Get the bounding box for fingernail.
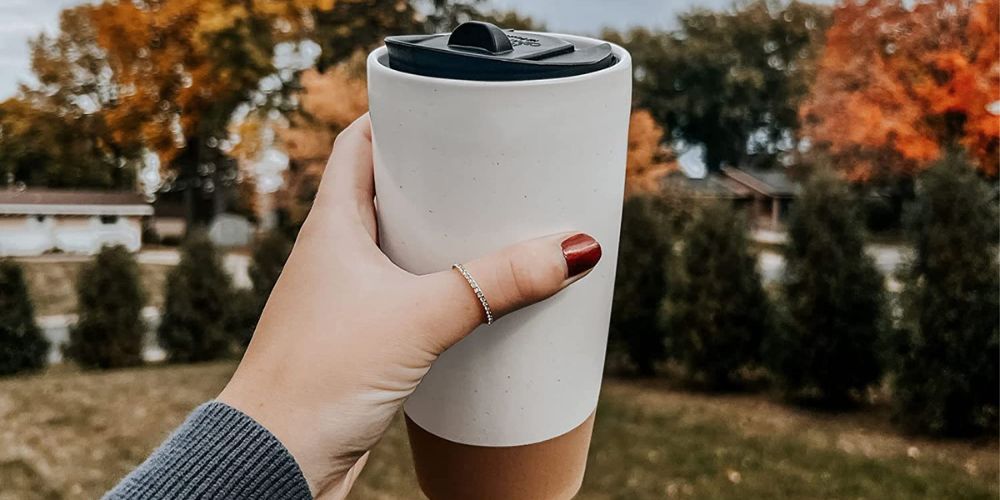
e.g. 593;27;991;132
562;233;602;278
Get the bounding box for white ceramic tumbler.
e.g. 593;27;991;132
367;23;631;449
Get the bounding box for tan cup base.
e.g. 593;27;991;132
405;412;595;500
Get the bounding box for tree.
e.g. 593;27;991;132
22;1;344;224
277;55;369;230
609;196;672;376
0;260;48;376
799;0;999;182
82;0;325;225
606;1;830;172
158;232;235;362
0;98;134;189
65;246;146;369
625;109;676;196
892;151;999;436
662;201;773;389
0;7;138;190
767;170;887;405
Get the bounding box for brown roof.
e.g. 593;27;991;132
662;172;754;199
0;189;149;206
0;189;152;216
721;167;800;198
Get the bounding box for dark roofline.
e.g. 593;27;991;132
721;167;797;198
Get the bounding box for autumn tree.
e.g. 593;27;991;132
625;108;676;195
799;0;999;182
27;1;420;223
2;9;138;190
275;54;369;230
606;1;830;172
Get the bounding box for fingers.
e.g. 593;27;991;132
421;232;602;351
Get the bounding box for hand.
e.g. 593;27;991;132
217;113;602;498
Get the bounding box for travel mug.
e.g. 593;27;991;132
367;21;632;499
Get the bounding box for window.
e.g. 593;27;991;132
100;215;119;224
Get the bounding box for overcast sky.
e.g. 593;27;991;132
0;0;754;98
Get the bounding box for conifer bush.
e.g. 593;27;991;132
662;201;772;389
766;171;887;406
0;259;48;375
66;245;146;369
892;152;999;436
157;232;235;362
609;196;672;376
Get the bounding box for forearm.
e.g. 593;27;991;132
104;401;311;500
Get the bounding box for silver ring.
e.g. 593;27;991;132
452;263;494;325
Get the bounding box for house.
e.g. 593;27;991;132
0;189;153;256
663;167;801;229
720;167;800;229
151;199;187;243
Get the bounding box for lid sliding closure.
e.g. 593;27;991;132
384;21;617;81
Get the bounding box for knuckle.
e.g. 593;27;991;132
504;248;558;304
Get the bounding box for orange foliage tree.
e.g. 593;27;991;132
81;0;333;222
625;108;677;196
800;0;999;182
276;55;369;228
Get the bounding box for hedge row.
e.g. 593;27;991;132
0;229;293;373
609;151;999;436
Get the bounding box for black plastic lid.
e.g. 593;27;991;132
384;21;617;81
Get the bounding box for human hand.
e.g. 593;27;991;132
217;113;602;498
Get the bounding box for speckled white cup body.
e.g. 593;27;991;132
368;36;631;447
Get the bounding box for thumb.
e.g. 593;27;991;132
420;232;602;352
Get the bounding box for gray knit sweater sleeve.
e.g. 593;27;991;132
104;401;312;500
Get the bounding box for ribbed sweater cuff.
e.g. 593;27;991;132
104;401;312;499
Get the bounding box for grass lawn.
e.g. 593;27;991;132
0;362;995;499
17;259;172;317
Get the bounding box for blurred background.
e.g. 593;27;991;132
0;0;997;498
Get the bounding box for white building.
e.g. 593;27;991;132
0;190;153;256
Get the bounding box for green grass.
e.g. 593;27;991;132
357;381;997;500
580;398;993;499
1;363;995;499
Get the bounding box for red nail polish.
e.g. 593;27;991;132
562;233;602;278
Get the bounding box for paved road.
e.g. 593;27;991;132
759;244;908;291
